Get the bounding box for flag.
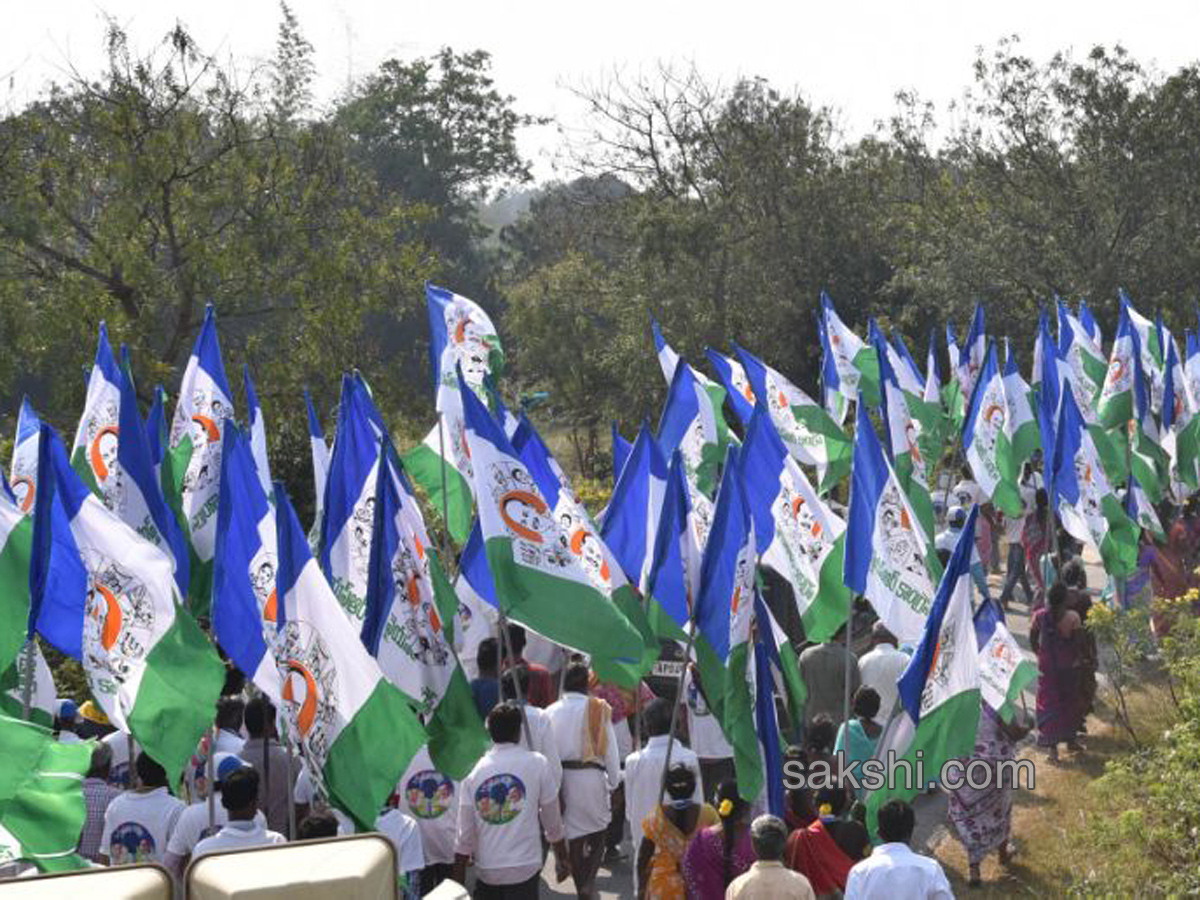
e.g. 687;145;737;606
362;441;487;779
0;643;56;728
403;283;502;546
70;325;188;596
458;370;647;681
658;357;727;498
0;495;32;673
875;328;938;540
820;292;880;418
844;398;936;644
213;424;283;702
1097;303;1138;429
1125;473;1165;545
1121;291;1166;413
0;714;92;872
1129;349;1170;504
1079;298;1103;347
8;399;42;514
273;484;426;830
319;375;383;622
963;342;1035;518
706;347;757;426
736;343;852;494
304;389;332;535
924;330;942;407
610;423;634;488
643;451;703;644
33;425;224;783
974;599;1036;724
865;506;981;837
752;611;785;817
511;416;658;685
692;447;762;802
1057;300;1106;412
166;305;235;613
1164;338;1200;496
943;326;966;434
958;304;987;402
1052;388;1140;577
243;366;273;501
600;423;668;591
755;592;807;736
891;332;926;395
739;405;849;643
145;386;168;477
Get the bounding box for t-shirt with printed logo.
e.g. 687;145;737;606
102;787;185;864
397;746;457;865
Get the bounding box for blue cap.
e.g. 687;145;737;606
215;752;249;784
54;698;78;722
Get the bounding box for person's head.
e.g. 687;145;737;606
714;780;750;826
220;767;260;820
876;798;916;845
643;698;673;738
852;686;881;722
830;622;848;643
213;753;249;791
244;696;276;740
221;664;246;698
562;661;590;695
936;548;952;569
806;715;836;755
663;763;696;807
86;741;113;780
1048;581;1068;614
298;810;339;840
54;698;78;733
499;664;530;702
505;623;527;660
476;637;499;676
815;785;847;818
1169;520;1189;553
871;622;897;648
486;701;523;745
749;814;788;862
216;697;245;732
1060;558;1087;591
947;506;966;530
135;752;168;789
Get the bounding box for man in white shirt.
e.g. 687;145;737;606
998;470;1037;608
164;753;267;878
375;806;425;887
845;800;953;899
454;702;569;899
99;752;186;865
546;662;620;899
397;745;458;892
213;697;246;755
683;664;734;801
193;767;287;860
857;624;910;727
623;698;701;867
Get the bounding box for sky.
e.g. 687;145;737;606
3;1;1199;182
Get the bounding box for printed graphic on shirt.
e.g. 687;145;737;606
110;822;156;863
474;773;526;825
406;770;454;819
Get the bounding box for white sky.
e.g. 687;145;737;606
3;1;1199;182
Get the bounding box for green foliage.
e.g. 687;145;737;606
1072;596;1200;895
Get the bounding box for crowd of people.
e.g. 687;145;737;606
36;469;1200;898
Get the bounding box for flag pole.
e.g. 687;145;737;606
843;594;854;730
206;725;217;832
496;610;536;751
435;417;455;573
656;625;697;810
281;718;297;840
19;638;34;721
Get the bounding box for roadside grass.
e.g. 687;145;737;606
930;680;1178;896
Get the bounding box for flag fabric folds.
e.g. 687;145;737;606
274;484;426;830
974;599;1036;724
33;425;224;783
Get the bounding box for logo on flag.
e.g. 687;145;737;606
82;554;155;694
277;620;339;769
879;484;926;583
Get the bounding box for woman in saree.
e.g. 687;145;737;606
785;787;869;898
1149;520;1200;636
637;763;718;899
1030;581;1084;761
833;687;881;799
947;704;1023;887
681;780;754;900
